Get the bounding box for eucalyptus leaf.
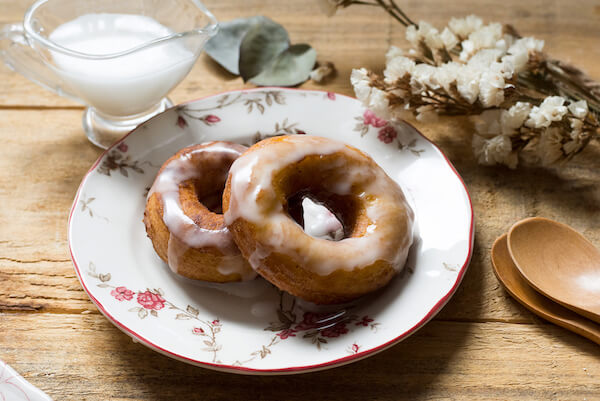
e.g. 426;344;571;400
250;44;317;87
205;16;272;75
239;21;290;82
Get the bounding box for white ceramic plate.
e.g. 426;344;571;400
69;88;474;375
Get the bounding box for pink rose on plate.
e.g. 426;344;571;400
363;109;388;128
204;115;221;124
377;125;397;144
320;322;349;338
111;286;134;301
137;291;165;310
176;115;188;129
192;327;205;335
276;329;297;340
351;343;360;353
294;311;327;331
327;92;336;100
116;142;128;152
355;315;374;327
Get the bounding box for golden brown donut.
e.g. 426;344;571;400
144;142;255;282
223;135;414;304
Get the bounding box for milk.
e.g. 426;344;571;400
49;14;197;116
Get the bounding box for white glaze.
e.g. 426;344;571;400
224;135;414;276
149;142;255;279
301;198;344;241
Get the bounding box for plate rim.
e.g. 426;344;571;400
68;87;474;375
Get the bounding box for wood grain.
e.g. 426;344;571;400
1;0;600;399
1;313;599;400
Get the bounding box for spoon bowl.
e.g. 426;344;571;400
508;217;600;324
492;234;600;345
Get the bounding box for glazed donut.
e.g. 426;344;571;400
144;142;255;282
223;135;414;304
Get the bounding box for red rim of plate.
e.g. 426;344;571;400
68;88;474;375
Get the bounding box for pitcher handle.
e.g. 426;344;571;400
0;23;80;102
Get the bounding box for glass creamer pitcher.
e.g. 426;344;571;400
0;0;218;148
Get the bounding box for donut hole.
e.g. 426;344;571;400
192;171;228;215
197;189;224;214
277;154;371;241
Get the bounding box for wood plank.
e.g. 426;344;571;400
2;1;600;107
1;313;598;400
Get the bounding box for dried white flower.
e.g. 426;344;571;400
351;69;392;120
570;118;583;133
367;88;391;120
567;99;588;119
448;15;483;39
410;63;439;91
405;25;420;47
467;48;503;69
503;50;529;73
473;109;503;136
456;64;482;103
472;134;518;168
510;37;545;54
500;102;531;135
537;126;564;164
505;37;544;72
525;96;568;128
434;61;461;92
351;68;372;103
384;56;415;83
479;67;505;107
460;23;503;61
385;46;404;62
419;21;444;50
310;62;335;83
416;105;438;122
440;27;459;50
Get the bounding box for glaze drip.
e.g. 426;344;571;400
148;142;256;280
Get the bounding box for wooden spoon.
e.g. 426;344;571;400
492;234;600;345
508;217;600;324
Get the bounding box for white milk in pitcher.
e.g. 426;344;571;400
49;14;197;116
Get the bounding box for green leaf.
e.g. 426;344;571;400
205;16;279;75
250;44;317;87
239;21;290;82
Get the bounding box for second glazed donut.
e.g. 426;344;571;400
144;141;255;282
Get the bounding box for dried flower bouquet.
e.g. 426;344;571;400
321;0;600;168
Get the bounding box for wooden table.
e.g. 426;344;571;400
1;1;600;399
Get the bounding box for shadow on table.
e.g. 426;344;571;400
112;317;472;401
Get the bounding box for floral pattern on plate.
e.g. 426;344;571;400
69;88;473;374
